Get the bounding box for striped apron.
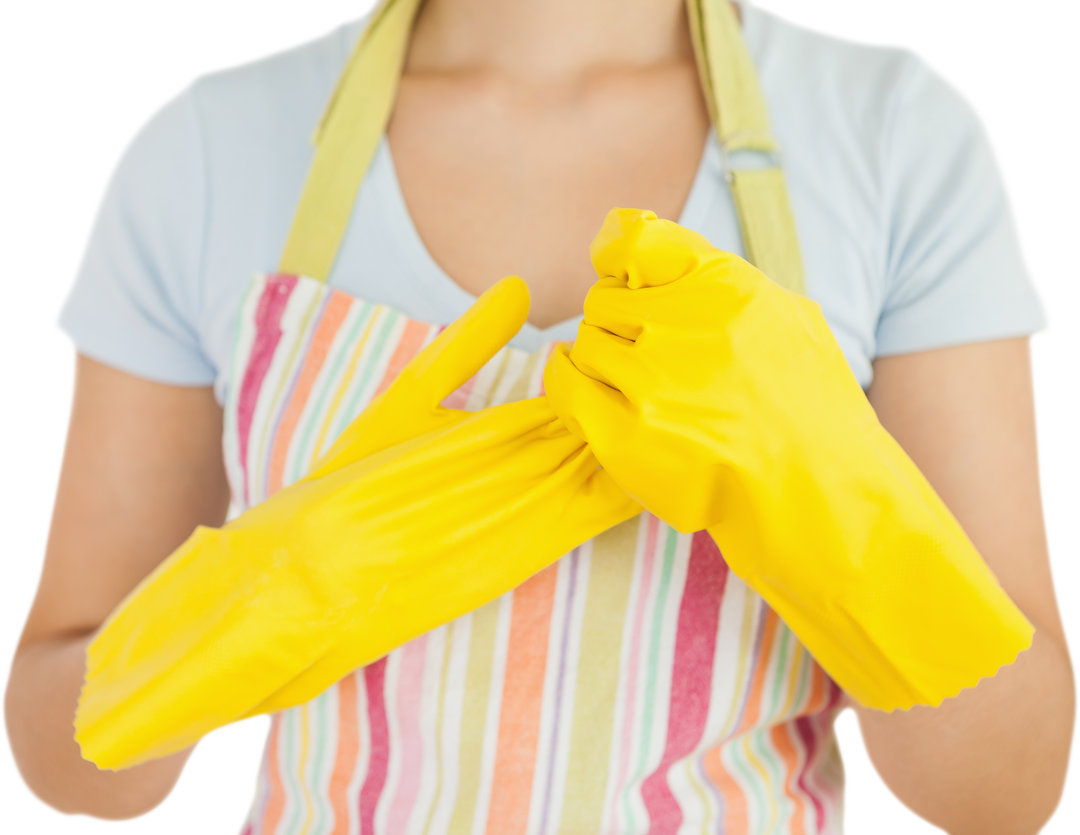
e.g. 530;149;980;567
231;275;845;834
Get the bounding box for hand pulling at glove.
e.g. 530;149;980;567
75;277;640;771
78;209;1033;771
544;207;1033;711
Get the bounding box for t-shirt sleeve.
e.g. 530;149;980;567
874;59;1044;357
59;89;215;385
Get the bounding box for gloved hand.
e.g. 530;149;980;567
76;277;640;770
545;208;1033;711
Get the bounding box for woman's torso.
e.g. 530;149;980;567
59;4;1044;832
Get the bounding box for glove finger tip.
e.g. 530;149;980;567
589;208;724;291
392;276;532;411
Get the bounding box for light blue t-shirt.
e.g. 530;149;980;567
60;3;1043;402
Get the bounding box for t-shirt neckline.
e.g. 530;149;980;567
368;127;720;348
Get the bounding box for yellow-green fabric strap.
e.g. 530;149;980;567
279;0;423;280
281;0;805;295
686;0;805;293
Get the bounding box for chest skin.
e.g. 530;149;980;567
386;61;710;329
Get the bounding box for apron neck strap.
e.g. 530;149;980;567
279;0;804;294
278;0;423;283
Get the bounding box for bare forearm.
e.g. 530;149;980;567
856;626;1074;835
5;633;191;818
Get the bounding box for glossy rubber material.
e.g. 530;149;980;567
75;277;640;770
545;208;1033;712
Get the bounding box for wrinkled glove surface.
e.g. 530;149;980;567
76;277;640;770
545;208;1033;711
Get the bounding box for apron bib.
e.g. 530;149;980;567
231;1;843;832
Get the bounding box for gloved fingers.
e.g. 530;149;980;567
567;323;642;399
590;207;719;290
544;345;634;448
580;278;648;342
307;276;530;478
394;275;531;411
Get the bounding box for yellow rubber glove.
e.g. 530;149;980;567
545;208;1033;711
76;277;640;770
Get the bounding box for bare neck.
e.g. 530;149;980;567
407;0;697;81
